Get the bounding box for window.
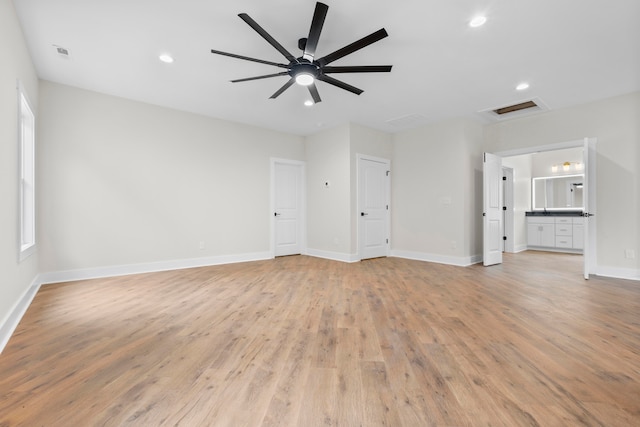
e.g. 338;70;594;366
18;81;35;261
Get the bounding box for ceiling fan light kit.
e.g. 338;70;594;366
210;2;392;103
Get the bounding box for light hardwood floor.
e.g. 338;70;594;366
1;252;639;426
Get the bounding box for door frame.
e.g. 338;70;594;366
356;154;391;261
492;137;597;278
503;167;515;253
270;158;307;258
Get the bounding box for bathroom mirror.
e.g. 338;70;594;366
532;174;584;210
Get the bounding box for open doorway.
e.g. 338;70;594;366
483;138;596;279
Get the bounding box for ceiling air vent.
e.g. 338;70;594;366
493;100;538;115
478;97;548;121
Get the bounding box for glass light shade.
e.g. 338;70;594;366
295;73;314;86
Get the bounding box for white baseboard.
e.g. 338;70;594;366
593;266;640;281
513;244;528;253
305;248;360;263
38;251;273;285
0;276;41;354
390;250;482;267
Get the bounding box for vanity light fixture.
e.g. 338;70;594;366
553;161;582;173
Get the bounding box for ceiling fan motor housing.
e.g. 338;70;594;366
290;61;320;79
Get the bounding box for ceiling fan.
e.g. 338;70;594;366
210;2;392;103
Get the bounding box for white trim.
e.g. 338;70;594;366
526;247;583;255
17;79;36;262
503;167;515;253
493;139;586;158
305;248;360;263
391;250;482;267
270;158;307;258
38;252;272;285
593;267;640;282
514;244;528;253
0;276;41;354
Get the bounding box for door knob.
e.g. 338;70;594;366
361;212;368;216
274;212;281;217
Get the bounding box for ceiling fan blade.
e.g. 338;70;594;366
210;49;288;68
238;13;297;63
317;28;388;67
317;74;363;95
231;72;290;83
270;78;296;99
303;2;329;60
308;82;322;103
322;65;392;73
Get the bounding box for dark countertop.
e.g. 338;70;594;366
525;210;583;217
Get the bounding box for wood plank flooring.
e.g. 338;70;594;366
1;252;639;426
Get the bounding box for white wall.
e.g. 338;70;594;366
304;124;352;259
391;118;484;265
0;0;40;349
37;81;305;275
485;92;640;276
304;123;392;260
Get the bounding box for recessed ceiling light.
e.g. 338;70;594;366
304;100;314;107
516;82;530;91
159;54;174;63
469;16;487;27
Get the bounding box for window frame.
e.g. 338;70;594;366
18;80;36;261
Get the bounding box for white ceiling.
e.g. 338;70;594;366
13;0;640;135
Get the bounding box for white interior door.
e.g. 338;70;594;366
272;160;305;257
483;152;503;266
358;155;390;260
583;137;597;279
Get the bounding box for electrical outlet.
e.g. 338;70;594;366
451;240;457;249
199;241;205;250
625;249;635;259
